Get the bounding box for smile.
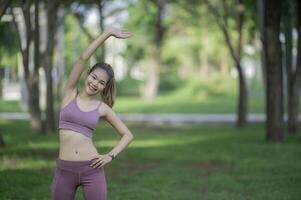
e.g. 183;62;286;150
89;84;97;92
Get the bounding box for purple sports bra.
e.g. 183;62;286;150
58;94;102;138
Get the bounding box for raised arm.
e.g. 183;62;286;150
65;28;132;91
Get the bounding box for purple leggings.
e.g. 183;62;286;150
51;157;107;200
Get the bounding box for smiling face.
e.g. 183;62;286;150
85;68;110;96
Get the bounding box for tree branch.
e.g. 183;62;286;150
203;0;239;64
0;0;10;20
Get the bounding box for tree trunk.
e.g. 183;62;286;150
55;5;65;128
282;0;299;134
0;0;10;19
204;0;247;126
291;0;301;134
257;0;267;88
142;57;160;100
143;0;165;100
0;69;3;98
12;2;44;134
263;0;285;141
27;76;43;133
97;0;105;61
0;133;5;147
43;0;59;132
236;65;248;126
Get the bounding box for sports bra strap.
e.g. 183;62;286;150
97;101;102;109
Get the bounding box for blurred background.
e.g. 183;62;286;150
0;0;300;199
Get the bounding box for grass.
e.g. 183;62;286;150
0;100;22;112
0;120;300;199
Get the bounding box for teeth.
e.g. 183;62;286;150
89;85;96;91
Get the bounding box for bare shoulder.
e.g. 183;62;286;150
60;88;78;109
98;101;112;118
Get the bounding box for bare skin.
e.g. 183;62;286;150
58;28;134;169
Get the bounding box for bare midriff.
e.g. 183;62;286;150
58;129;99;161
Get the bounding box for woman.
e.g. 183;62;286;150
51;28;134;200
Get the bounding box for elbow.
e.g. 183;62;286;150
128;133;134;141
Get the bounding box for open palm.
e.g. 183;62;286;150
109;28;132;39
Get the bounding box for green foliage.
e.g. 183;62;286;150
64;10;90;80
116;76;143;96
123;0;159;61
0;23;18;68
243;0;257;42
0;100;22;112
158;69;185;93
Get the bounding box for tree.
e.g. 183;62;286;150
282;0;301;135
43;0;60;132
71;1;105;61
125;0;167;100
142;0;166;100
295;0;301;134
0;0;14;146
263;0;285;141
0;0;10;19
203;0;248;126
11;1;43;133
0;0;12;100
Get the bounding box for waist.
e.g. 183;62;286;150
59;130;99;161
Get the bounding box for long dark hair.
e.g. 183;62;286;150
88;62;116;108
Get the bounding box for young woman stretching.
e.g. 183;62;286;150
51;28;134;200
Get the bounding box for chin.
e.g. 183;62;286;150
85;86;98;96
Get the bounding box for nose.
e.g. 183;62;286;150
91;79;98;85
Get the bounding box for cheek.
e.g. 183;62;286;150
86;77;91;83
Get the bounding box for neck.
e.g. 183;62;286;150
79;90;97;101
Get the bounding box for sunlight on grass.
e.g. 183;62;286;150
121;137;205;148
2;141;58;152
96;137;206;148
27;141;58;149
0;156;55;171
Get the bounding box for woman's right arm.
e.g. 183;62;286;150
64;31;111;91
64;28;132;92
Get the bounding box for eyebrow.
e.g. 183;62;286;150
91;73;106;83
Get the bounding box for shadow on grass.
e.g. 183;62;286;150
0;120;301;200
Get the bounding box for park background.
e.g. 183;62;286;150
0;0;300;199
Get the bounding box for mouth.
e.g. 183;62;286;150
88;84;97;92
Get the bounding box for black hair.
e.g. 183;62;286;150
88;62;116;108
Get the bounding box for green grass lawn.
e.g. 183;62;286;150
0;100;22;112
0;120;300;199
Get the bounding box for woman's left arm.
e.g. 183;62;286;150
104;105;134;158
90;104;134;168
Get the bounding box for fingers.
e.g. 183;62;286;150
115;32;132;39
110;28;133;39
120;30;133;37
90;158;103;168
89;155;110;168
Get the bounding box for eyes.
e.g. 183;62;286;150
89;74;106;86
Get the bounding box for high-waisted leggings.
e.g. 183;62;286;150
51;157;107;200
